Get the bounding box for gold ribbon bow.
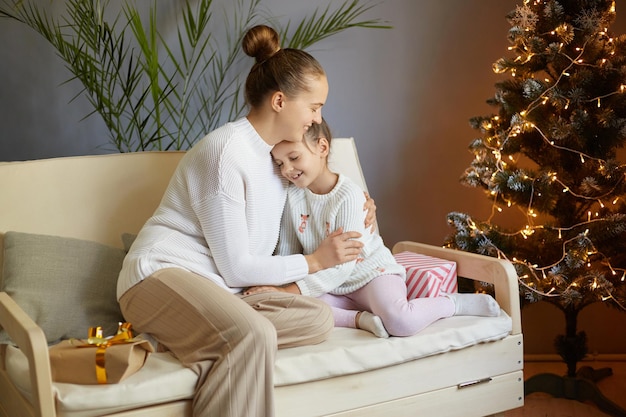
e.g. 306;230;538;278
72;322;135;384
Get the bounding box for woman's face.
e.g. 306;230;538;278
278;75;328;143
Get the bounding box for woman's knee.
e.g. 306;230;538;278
291;296;334;344
218;302;278;350
245;312;278;348
244;292;333;348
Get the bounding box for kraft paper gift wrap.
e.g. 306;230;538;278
49;324;154;384
393;251;458;299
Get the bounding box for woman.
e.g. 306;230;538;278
116;25;372;417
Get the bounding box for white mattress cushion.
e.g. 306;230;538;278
6;311;511;416
6;349;197;417
274;311;512;385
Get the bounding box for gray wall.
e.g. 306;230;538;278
2;0;626;355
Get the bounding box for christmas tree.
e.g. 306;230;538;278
445;0;626;381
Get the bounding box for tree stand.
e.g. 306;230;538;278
524;306;626;416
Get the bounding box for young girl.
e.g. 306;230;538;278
245;119;501;338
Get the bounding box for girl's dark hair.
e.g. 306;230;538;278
242;25;325;108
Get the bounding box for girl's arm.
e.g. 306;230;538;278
271;181;368;297
275;201;361;275
245;181;367;297
295;181;370;296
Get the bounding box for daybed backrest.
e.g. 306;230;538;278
328;137;369;193
0;152;186;248
0;138;366;270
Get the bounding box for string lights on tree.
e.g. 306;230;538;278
446;1;626;403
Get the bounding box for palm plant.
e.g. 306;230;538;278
0;0;388;152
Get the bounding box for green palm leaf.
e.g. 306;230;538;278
0;0;389;152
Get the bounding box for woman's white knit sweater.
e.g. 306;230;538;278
117;118;309;299
276;174;405;297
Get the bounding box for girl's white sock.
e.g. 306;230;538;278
357;311;389;338
444;293;500;317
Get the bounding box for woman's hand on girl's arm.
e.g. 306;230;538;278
305;228;363;273
243;283;301;296
363;192;376;231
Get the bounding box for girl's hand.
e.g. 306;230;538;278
243;283;301;296
363;192;377;231
305;228;363;273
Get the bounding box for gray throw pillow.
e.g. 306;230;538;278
121;232;138;253
0;231;125;345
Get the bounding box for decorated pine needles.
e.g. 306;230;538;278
446;0;626;377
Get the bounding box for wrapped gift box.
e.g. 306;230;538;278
49;324;154;384
394;251;457;299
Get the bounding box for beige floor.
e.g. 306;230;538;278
506;361;626;417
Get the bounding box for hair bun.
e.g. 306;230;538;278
242;25;281;63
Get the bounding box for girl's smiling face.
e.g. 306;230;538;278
271;126;337;195
272;140;322;189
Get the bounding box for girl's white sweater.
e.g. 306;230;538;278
276;174;405;297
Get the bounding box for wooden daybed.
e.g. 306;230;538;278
0;138;523;417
